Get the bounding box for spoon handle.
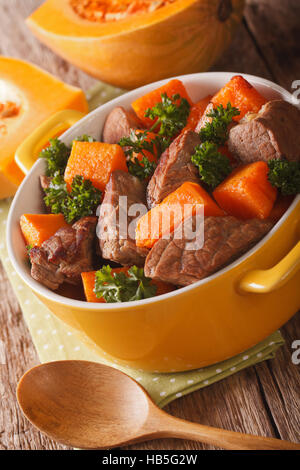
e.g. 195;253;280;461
158;414;300;450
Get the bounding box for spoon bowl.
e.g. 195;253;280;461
17;361;155;449
17;360;300;450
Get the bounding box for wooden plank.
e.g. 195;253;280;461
244;0;300;89
254;314;300;443
211;21;272;81
0;263;70;450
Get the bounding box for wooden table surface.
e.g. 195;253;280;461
0;0;299;451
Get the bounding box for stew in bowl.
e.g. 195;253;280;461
6;72;300;371
16;75;300;304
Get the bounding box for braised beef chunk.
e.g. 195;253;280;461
145;216;273;286
228;100;300;163
146;129;201;208
99;170;149;266
30;216;97;290
102;106;142;144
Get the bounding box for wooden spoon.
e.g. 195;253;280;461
16;360;300;450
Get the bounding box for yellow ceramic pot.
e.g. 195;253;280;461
7;73;300;372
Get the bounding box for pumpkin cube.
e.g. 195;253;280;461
64;141;128;192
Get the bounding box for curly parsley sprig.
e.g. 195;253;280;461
44;173;101;223
199;103;240;146
72;134;96;144
119;129;168;160
191;142;232;189
41;135;95;177
94;265;157;303
41;138;71;177
119;129;169;180
127;157;157;181
268;159;300;195
124;92;191;178
26;245;33;266
145;93;190;138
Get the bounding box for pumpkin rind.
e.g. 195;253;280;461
27;0;245;89
0;57;88;197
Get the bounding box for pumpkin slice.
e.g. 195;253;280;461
0;167;19;199
27;0;245;89
0;57;88;197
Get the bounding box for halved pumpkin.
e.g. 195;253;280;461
27;0;245;89
0;57;88;198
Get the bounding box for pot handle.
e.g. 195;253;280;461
15;109;86;175
239;240;300;293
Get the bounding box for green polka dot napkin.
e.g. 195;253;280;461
0;82;284;408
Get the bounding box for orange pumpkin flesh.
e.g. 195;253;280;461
64;141;128;192
27;0;245;89
20;213;69;247
213;162;277;220
70;0;177;23
0;57;88;197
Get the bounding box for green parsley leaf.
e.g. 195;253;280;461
26;245;33;267
44;174;101;223
127;156;157;180
119;129;168;160
199;102;240;146
43;172;68;215
268;159;300;195
119;129;168;180
94;265;157;303
66;175;102;222
191;142;232;189
72;134;96;144
145;93;190;138
41;138;71;177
